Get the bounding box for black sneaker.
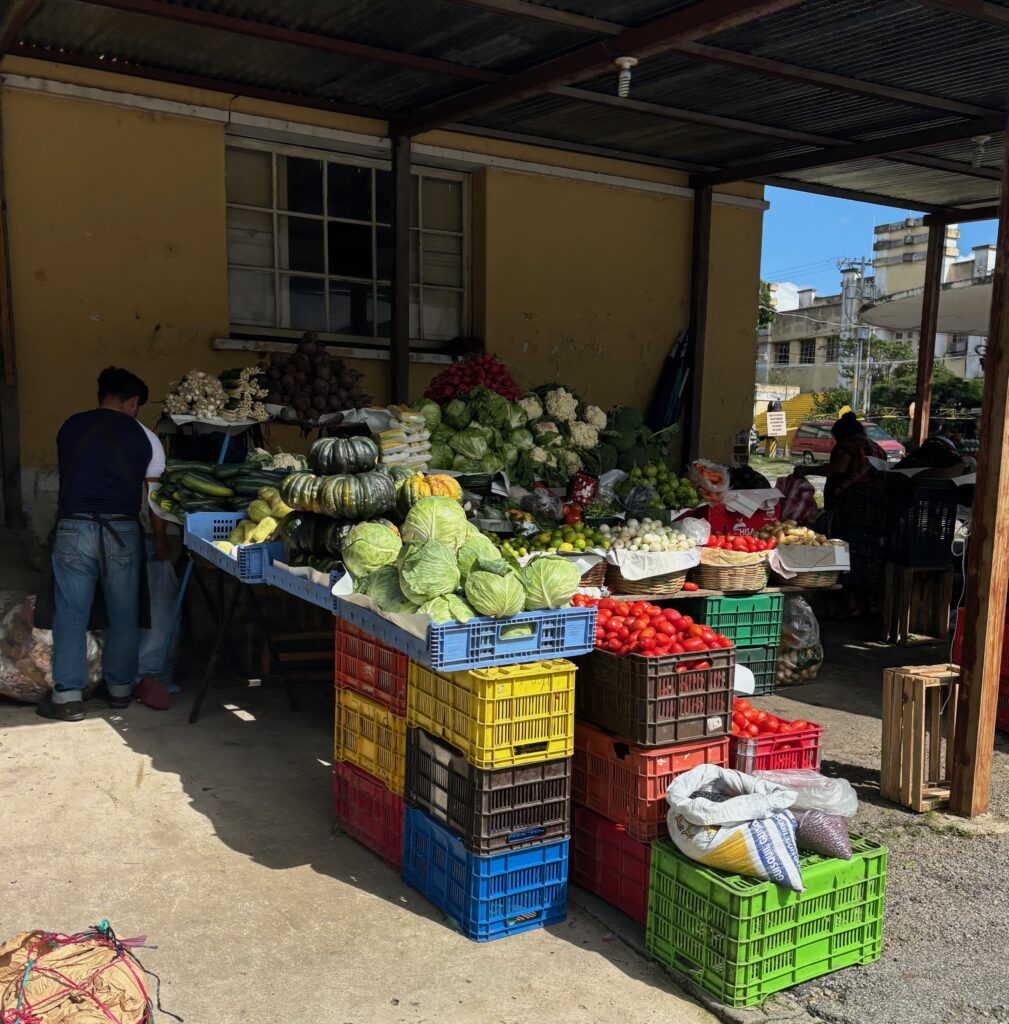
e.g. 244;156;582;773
107;693;132;710
36;696;86;722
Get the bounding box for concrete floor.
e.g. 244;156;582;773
0;680;715;1024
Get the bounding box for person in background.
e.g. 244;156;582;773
794;411;887;616
39;367;168;722
896;434;975;479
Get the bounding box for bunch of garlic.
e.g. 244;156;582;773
163;370;227;419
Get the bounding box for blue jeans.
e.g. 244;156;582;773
52;518;142;704
136;537;179;689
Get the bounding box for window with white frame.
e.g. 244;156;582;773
799;339;816;364
225;142;468;346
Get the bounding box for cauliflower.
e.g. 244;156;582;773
533;421;564;446
546;453;559;469
560;449;583;474
568;421;599;450
530;446;550;464
519;394;544;421
545;388;578;423
271;452;303;470
583;404;607;430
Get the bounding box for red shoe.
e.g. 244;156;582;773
135;675;172;710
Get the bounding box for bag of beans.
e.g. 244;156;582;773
794;809;852;859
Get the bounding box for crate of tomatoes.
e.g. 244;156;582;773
572;595;735;745
705;533;777;554
729;696;822;772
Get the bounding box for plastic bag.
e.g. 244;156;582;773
778;596;823;685
621;484;656;516
775;471;818;524
688;459;731;504
752;769;858;817
794;810;852;859
665;764;803;891
672;517;711;546
520;488;563;522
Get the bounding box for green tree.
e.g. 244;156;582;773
837;333;914;385
810;387;851;417
872;364;983;411
758;280;775;330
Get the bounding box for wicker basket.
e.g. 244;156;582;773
606;564;687;595
580;561;607;588
773;570;840;589
694;562;769;593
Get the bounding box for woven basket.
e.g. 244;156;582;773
773;570;840;589
606;564;687;595
580;561;607;588
694;562;769;593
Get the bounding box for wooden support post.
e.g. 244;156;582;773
686;184;712;461
950;126;1009;817
910;222;944;449
390;134;411;405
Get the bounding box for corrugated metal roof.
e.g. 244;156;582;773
9;0;1009;211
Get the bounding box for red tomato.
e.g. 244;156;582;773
675;663;689;673
754;710;768;724
685;624;702;639
682;637;706;653
742;708;758;721
631;616;650;631
692;659;711;670
668;642;685;654
766;537;777;549
615;603;631;616
606;638;622;652
682;581;699;592
594;627;605;639
790;720;810;731
654;632;672;647
617;626;630;640
715;637;733;649
746;724;760;737
700;627;716;642
732;713;746;729
640;626;657;640
640;637;656;650
662;608;682;621
679;616;694;628
599;597;616;610
762;718;780;733
735;698;752;712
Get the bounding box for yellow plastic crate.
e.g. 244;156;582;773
406;659;576;770
335;689;406;795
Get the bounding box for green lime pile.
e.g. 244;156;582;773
501;521;609;559
622;462;699;509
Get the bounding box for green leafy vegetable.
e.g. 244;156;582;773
452;455;482;473
449;427;490;462
428;442;455;469
520;555;582;610
358;565;417;613
411;398;442;432
401;496;471;550
443;398;472;430
417;594;476;624
399;539;461;603
479;452;505;475
341;522;402;579
457;534;502;581
464;567;526;618
508;428;534;451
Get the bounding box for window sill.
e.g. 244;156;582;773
212;336;453;365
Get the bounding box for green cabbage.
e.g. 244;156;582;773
398;539;460;603
431;422;456;444
443;398;472;430
401;496;470;549
428;442;454;469
520;555;582;610
358;565;417;613
508;428;534;451
418;594;476;624
457;534;502;581
411;398;442;432
500;442;519;468
464;567;526;618
449;427;489;461
452;455;482;473
341;522;402;579
480;453;505;475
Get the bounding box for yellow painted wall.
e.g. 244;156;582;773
1;58;765;486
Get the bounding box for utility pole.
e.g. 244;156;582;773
839;257;871;411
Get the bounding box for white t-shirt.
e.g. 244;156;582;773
139;422;166;479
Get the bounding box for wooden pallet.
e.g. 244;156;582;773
882;563;954;646
880;664;960;811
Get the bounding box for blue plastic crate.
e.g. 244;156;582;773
402;806;568;941
335;599;596;672
265;559;344;612
183;512;284;584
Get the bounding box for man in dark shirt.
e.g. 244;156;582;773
40;367;167;722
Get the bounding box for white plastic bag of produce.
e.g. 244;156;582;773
778;596;824;685
753;768;858;817
665;763;804;891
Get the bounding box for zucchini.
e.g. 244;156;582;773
166;460;216;473
180;473;234;498
212;463;247;480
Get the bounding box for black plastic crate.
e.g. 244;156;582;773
735;643;777;697
884;475;957;567
405;727;572;854
574;648;733;747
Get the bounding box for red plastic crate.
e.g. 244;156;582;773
571;803;651;925
335;620;409;714
730;722;823;773
572;721;729;841
998;683;1009;734
952;609;1009;675
332;760;405;870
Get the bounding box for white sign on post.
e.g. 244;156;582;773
765;410;787;437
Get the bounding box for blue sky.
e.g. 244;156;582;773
760;187;997;296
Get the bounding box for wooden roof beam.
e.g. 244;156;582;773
395;0;807;137
914;0;1009;30
698;115;1007;185
0;0;40;57
924;204;1001;225
437;0;622;36
759;175;950;213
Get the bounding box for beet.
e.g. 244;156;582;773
293;353;310;371
269;350;287;367
266;390;282;404
293;395;310;412
312;379;329;396
311;394;327;412
337;388;349;401
305;407;320;422
293;371;307;385
316;363;333;381
280;374;295;391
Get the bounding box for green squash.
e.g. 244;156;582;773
308;436;379;475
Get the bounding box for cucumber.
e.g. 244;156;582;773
212;463;247;480
166;460;216;473
180;473;235;498
233;481;269;496
177;497;226;512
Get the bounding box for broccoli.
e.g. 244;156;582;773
609;406;644;435
617;447;649;472
590;443;619;474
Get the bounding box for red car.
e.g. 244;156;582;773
791;419;905;465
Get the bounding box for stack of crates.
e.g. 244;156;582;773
402;658;577;941
332;621;409;870
571;632;734;926
683;593;785;697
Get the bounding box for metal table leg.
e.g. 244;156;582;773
189;579;243;724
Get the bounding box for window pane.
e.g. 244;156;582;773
421;232;462;287
411;175;419;229
376;169;391;225
422;288;462;341
375;285;391;338
330;281;373;336
328;221;372;279
226;148;271;208
410;232;419;284
229;269;275;324
281;275;326;330
227;208;273;268
376;226;392;281
410;287;421;339
278;156;323;215
421;178;462;232
327;163;371;221
278;216;324;273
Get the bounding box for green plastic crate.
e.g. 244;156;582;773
646;835;886;1007
735;643;778;697
683;593;784;645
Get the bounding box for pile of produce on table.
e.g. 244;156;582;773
517;387;607;487
263;331;371;422
574;595;733;658
500;520;609;560
216;484;294;555
155;459;290;516
591;406;676;474
731;697;812;739
601;518;694;553
616;461;699;511
705;533;776;553
756;521;844;547
423;351;521;403
163;367;270;422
